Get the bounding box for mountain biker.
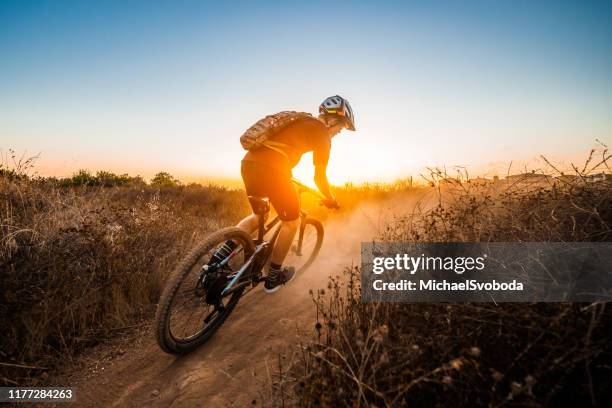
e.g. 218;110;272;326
209;95;356;293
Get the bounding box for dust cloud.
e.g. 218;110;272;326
294;189;437;291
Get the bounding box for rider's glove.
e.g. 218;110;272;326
321;197;340;209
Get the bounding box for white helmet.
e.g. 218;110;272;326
319;95;356;131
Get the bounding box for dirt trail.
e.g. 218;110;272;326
69;201;416;407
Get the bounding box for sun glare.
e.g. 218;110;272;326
291;143;420;188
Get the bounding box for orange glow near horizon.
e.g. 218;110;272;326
21;142;604;191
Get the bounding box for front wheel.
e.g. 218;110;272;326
285;217;324;274
155;227;255;355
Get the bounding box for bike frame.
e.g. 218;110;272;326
221;180;322;297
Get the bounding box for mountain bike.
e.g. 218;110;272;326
155;179;325;354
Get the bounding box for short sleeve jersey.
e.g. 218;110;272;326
242;118;330;172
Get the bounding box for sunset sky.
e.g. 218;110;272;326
1;1;611;185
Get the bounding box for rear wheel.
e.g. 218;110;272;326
285;217;324;274
155;227;255;354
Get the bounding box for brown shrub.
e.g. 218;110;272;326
280;162;612;406
0;176;249;384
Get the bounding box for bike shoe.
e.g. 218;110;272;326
264;266;296;294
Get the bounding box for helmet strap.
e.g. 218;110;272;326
322;115;342;128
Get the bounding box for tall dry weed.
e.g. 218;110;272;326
278;153;612;407
0;172;248;385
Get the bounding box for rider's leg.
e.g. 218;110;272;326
208;211;269;265
264;218;299;293
270;218;300;266
236;211;268;234
266;170;300;273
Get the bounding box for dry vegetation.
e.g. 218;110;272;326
0;153;421;386
0;156;249;385
2;147;611;407
275;151;612;407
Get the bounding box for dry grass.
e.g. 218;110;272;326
275;152;612;407
0;163;249;385
0;148;428;386
0;159;422;386
2;146;611;405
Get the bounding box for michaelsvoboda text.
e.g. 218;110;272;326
373;279;524;291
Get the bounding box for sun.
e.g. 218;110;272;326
291;146;417;188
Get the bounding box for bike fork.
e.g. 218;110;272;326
292;219;307;256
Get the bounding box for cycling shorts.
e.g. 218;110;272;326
240;160;299;221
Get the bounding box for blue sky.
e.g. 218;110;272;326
1;0;611;183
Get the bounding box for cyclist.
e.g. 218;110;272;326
209;95;356;293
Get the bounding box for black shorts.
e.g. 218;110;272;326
240;160;299;221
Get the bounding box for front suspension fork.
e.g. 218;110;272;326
292;213;308;256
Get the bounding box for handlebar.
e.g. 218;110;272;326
291;178;339;209
291;178;325;200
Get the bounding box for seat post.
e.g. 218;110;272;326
248;196;270;243
257;213;265;242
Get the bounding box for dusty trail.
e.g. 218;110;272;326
70;202;411;407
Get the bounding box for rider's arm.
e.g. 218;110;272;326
312;125;336;204
314;164;334;201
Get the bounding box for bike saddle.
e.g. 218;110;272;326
248;196;270;215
